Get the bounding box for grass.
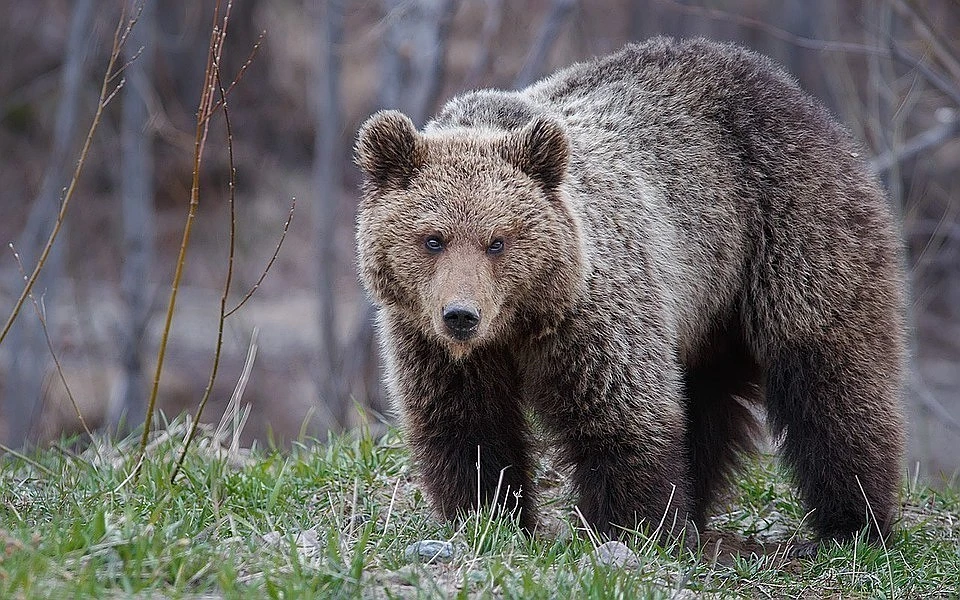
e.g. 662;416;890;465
1;419;958;599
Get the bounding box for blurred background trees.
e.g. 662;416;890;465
0;0;958;481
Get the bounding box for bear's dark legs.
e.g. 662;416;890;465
765;338;903;543
527;324;693;541
683;344;762;528
562;427;691;541
405;352;536;531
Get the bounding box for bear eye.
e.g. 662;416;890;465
487;238;505;255
424;236;444;253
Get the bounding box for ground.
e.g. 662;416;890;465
0;417;957;598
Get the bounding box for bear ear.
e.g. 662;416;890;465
355;110;424;189
504;117;570;191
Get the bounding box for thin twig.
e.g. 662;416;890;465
651;0;892;55
169;48;240;484
890;0;960;83
0;443;56;477
115;3;145;53
870;117;960;173
315;0;347;429
888;42;960;108
911;375;960;434
208;31;266;117
415;0;460;125
101;77;127;108
655;0;960;110
137;0;230;479
649;0;960;172
224;197;295;318
0;4;142;347
7;244;96;446
108;45;145;84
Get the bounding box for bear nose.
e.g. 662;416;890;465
442;303;480;339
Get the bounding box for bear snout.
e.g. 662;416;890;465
442;302;480;340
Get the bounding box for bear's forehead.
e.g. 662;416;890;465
424;142;509;173
383;134;546;226
414;160;523;194
391;171;540;233
401;184;525;225
406;145;538;198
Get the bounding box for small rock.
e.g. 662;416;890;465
404;539;456;564
262;528;324;560
591;541;641;569
465;570;486;584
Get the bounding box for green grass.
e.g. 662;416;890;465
1;420;958;598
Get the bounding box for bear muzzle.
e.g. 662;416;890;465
442;302;480;340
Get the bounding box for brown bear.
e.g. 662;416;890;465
354;37;906;551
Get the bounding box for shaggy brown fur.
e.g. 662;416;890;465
354;37;906;548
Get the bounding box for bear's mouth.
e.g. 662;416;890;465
448;329;476;341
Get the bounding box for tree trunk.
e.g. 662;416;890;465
2;0;93;448
380;0;459;126
313;0;347;434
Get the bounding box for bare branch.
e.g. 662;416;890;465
0;0;126;347
115;1;146;53
225;197;296;318
7;244;95;445
0;0;98;447
101;77;127;108
314;0;347;431
138;0;233;479
870;117;960;173
647;0;960;174
209;30;266;117
418;0;460;124
649;0;891;55
651;0;960;110
911;376;960;435
889;0;960;84
170;56;238;484
108;45;145;84
888;42;960;108
115;0;156;432
379;0;461;125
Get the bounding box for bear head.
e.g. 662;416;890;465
355;109;587;358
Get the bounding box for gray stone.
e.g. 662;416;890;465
591;541;641;569
404;539;456;564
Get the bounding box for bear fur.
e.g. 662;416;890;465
354;37;906;548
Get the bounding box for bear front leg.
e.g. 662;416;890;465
563;422;691;541
525;318;694;542
385;327;536;531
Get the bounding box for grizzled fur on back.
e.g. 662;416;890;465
355;37;906;550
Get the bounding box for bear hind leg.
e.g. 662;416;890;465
765;337;904;543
